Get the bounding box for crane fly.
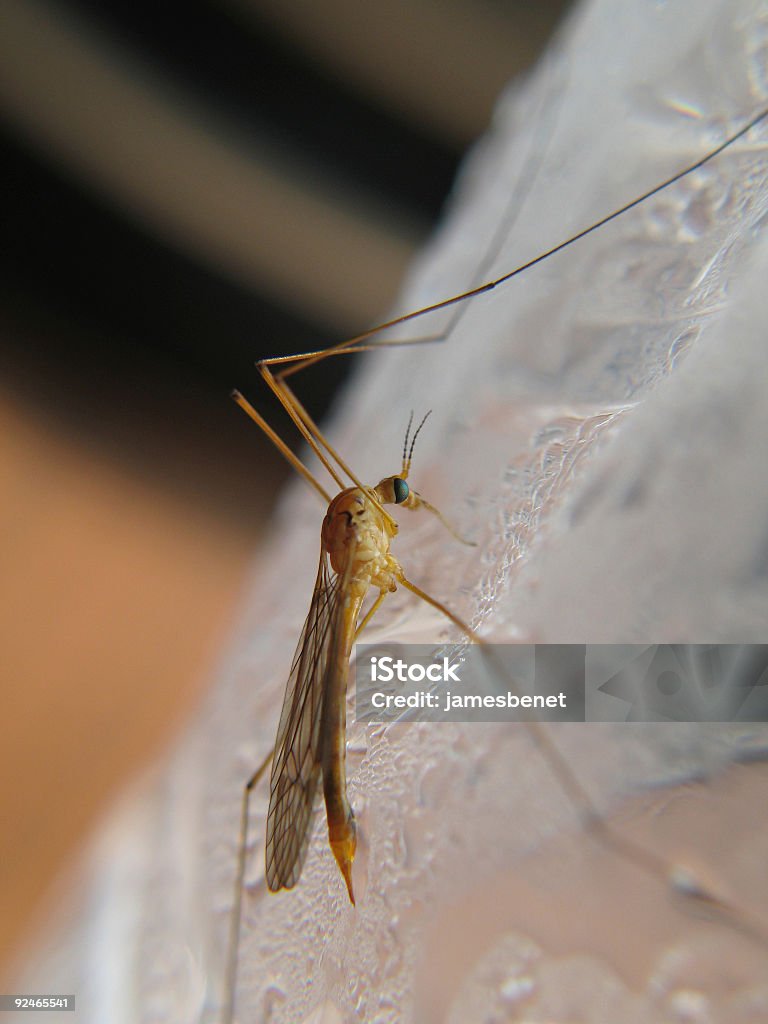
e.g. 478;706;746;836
223;104;768;1022
231;398;473;904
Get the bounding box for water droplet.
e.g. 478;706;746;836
261;984;287;1021
499;972;536;1005
668;988;712;1023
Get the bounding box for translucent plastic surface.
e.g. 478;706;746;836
13;2;768;1022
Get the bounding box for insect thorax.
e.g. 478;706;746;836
322;487;400;590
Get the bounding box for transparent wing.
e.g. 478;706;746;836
265;548;344;891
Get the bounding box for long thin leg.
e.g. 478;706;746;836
231;390;330;504
257;361;398;530
261;106;768;385
398;574;480;642
397;572;767;946
235;109;768;514
399;572;603;823
353;589;389;642
234;346;399;526
223;748;274;1024
232;103;768;440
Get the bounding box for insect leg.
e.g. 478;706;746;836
236;108;768;511
257;105;768;391
398;574;480;641
231;390;331;503
259;360;379;500
353;589;389;642
223;747;274;1024
397;573;767;948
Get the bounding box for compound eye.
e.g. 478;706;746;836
393;477;409;504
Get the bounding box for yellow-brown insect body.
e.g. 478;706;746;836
261;454;466;903
319;484;403;902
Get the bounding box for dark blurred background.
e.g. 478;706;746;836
0;0;572;974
